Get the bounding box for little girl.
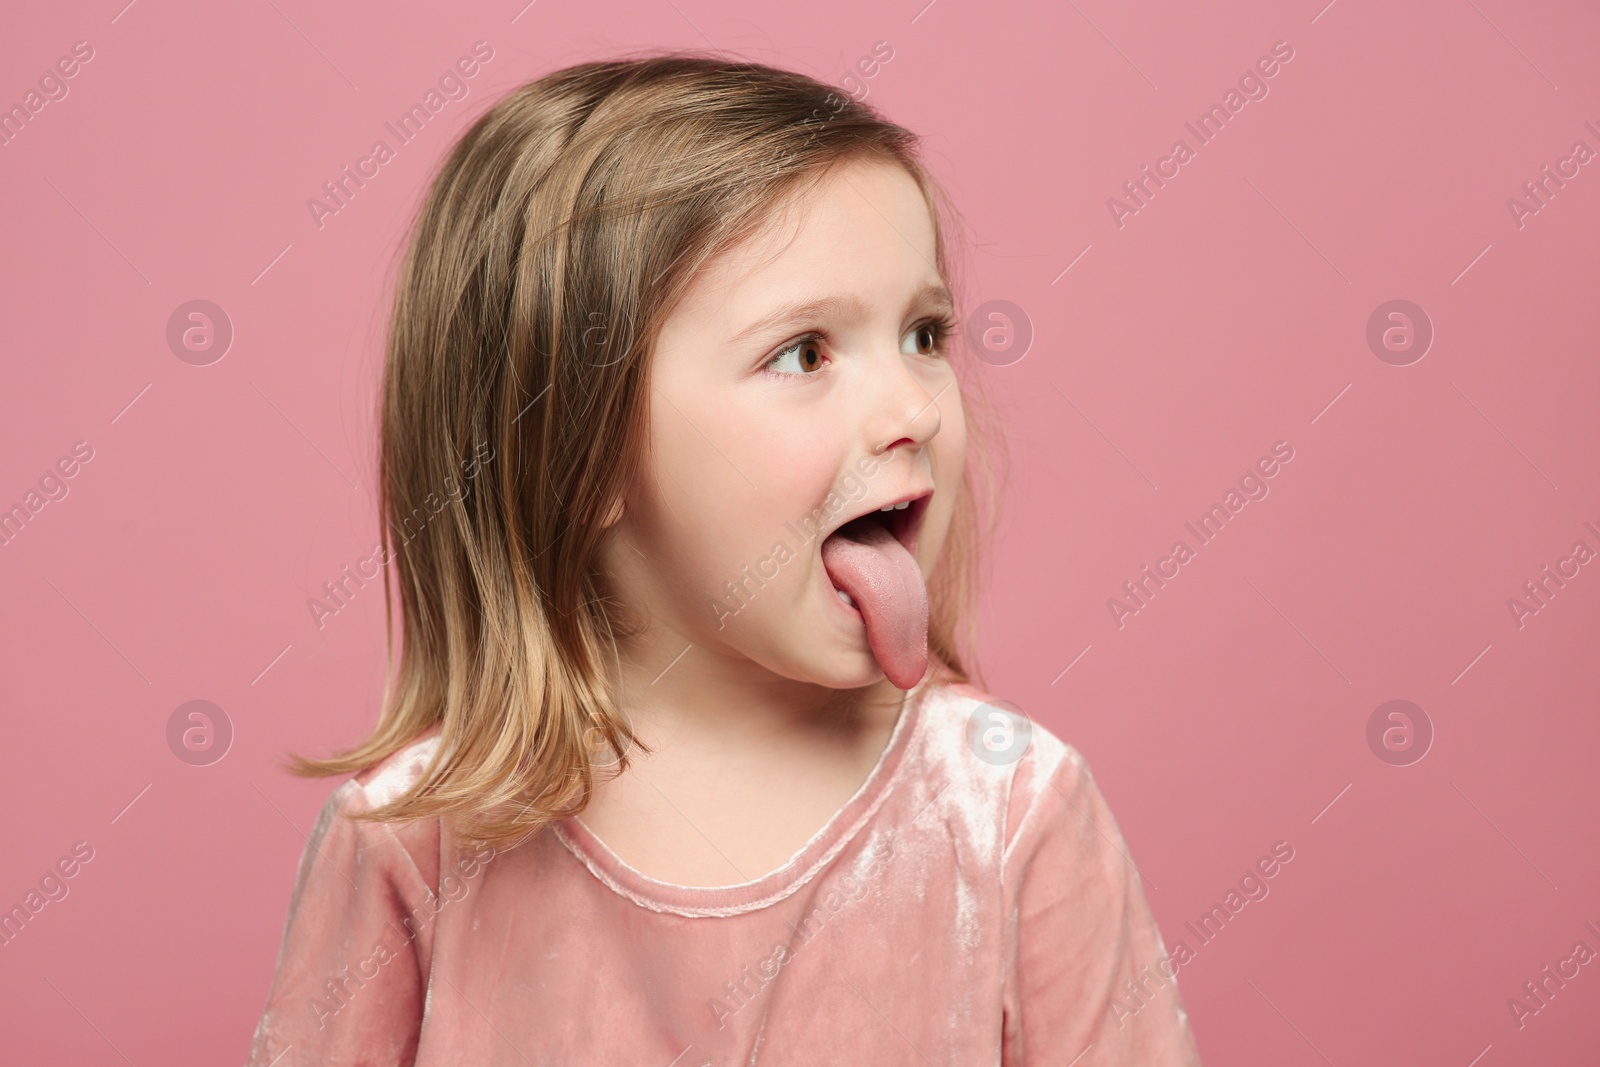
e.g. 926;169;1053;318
247;53;1202;1066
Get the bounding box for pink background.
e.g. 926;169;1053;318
3;0;1597;1062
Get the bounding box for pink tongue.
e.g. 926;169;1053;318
820;519;929;690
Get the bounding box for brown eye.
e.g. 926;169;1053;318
902;318;953;358
765;335;828;376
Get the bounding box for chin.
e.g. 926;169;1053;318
819;659;886;690
755;646;884;691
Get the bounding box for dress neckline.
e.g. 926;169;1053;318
551;675;934;917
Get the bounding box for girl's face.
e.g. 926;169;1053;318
600;156;967;692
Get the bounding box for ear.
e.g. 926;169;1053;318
600;496;625;529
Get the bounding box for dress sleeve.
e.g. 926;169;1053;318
246;778;440;1067
1000;745;1203;1066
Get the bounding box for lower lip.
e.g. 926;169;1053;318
822;568;863;624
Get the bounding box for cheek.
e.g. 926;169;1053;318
739;451;842;575
922;398;968;564
646;404;834;589
934;395;968;485
708;406;846;538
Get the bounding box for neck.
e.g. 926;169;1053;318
607;641;907;754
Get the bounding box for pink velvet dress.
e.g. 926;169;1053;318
246;677;1202;1065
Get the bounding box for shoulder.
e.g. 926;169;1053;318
348;723;446;809
312;724;446;889
917;680;1099;857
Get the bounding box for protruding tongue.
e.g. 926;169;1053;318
820;517;929;689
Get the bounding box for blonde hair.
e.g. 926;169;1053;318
285;51;1010;852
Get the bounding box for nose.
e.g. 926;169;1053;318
866;346;946;457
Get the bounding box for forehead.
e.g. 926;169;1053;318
673;158;941;328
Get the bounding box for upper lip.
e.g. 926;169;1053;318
822;489;933;556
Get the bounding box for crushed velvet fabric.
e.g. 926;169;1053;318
246;677;1202;1065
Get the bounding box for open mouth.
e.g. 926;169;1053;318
824;491;932;558
817;490;934;689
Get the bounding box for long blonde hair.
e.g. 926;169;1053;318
285;51;1009;852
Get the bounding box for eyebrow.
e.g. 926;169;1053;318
727;281;954;347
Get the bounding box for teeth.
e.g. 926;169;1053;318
877;501;910;512
837;589;856;607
